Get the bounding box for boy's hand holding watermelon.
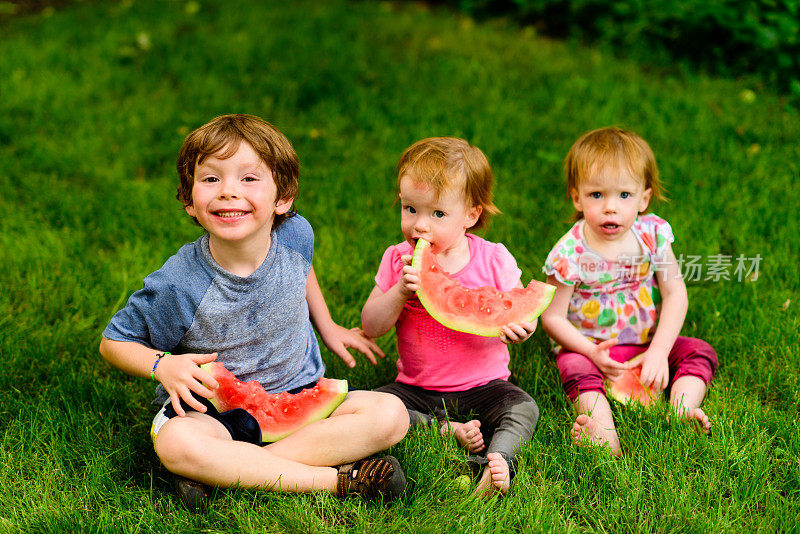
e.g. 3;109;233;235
153;351;220;416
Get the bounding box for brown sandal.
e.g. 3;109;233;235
173;474;211;512
336;455;406;501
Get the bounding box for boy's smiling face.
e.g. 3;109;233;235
186;141;293;249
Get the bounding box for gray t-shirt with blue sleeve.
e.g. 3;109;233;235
103;214;324;404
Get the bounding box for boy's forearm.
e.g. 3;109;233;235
305;267;336;336
99;337;162;379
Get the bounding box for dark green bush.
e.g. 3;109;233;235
443;0;800;94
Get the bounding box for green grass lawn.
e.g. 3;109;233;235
1;0;799;532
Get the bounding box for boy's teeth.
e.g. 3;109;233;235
217;211;246;217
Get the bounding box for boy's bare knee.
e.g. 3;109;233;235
154;419;211;473
349;391;409;446
335;391;409;448
374;392;410;445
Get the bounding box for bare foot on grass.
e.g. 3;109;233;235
474;452;510;496
570;414;621;456
680;407;711;436
441;420;485;453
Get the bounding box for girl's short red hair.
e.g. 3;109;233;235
396;137;500;230
565;127;665;219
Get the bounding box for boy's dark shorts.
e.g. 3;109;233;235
150;381;319;448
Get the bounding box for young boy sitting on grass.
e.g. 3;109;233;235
100;114;409;511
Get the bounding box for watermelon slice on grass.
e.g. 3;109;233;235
201;362;348;442
606;357;661;406
411;238;555;337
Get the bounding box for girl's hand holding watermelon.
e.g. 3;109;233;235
586;339;633;381
636;348;670;391
399;254;420;296
359;254;422;339
499;321;537;345
153;351;219;417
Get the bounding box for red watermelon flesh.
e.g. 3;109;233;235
201;362;348;442
411;238;555;337
606;360;660;406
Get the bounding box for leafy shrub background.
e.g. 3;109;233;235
442;0;800;94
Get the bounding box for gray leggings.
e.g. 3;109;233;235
376;379;539;471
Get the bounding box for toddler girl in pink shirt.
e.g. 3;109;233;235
362;137;539;495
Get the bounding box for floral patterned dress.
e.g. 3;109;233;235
543;214;674;349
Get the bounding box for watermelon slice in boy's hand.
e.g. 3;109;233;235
606;357;661;406
410;238;556;337
201;362;348;442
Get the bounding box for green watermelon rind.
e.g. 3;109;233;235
200;363;348;442
411;238;556;337
605;356;661;407
260;380;348;442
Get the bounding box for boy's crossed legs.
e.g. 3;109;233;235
377;380;539;495
154;390;409;498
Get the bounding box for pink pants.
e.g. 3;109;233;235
556;336;718;401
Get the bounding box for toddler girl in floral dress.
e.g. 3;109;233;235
541;127;718;455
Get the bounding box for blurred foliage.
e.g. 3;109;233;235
0;0;85;19
436;0;800;96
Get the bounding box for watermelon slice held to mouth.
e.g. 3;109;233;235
201;362;348;442
606;358;660;406
411;238;555;337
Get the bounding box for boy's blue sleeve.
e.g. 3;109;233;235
102;244;211;351
274;214;314;264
